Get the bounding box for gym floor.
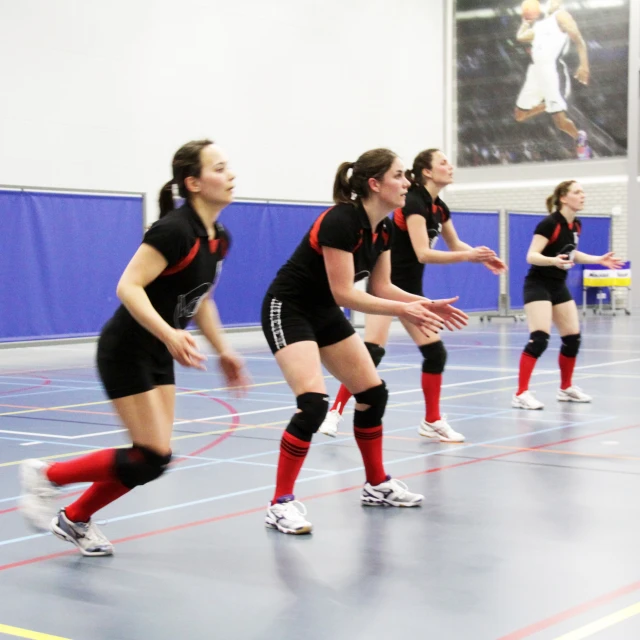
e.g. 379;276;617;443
0;315;638;640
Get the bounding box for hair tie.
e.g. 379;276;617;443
171;182;180;206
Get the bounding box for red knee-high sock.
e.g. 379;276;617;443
330;384;353;414
421;373;443;423
559;353;576;390
64;480;131;523
354;425;386;486
517;353;538;395
47;449;117;486
272;431;310;503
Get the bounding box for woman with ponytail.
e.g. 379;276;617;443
319;149;505;442
20;139;249;556
512;180;623;409
261;148;468;534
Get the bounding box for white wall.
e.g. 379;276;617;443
0;0;444;220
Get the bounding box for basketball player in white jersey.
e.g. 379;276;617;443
514;0;590;154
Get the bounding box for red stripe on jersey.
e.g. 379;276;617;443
208;238;219;253
309;207;333;254
394;207;407;231
549;223;561;245
352;235;363;253
161;238;200;276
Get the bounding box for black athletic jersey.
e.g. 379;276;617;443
527;211;581;282
99;203;230;361
391;184;451;284
267;201;393;308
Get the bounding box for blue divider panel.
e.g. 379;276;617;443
0;190;143;341
508;212;611;309
413;211;500;312
215;202;327;326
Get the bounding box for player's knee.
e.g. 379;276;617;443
419;341;447;374
364;342;386;368
523;331;550;359
560;333;580;358
353;382;388;427
287;392;329;440
115;444;173;489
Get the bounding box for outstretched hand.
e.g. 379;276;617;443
599;252;625;270
429;296;469;331
483;255;507;275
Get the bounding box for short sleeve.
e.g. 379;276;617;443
533;216;557;240
403;190;429;221
317;205;362;252
143;216;192;267
438;201;451;223
215;223;232;258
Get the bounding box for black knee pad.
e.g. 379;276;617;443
286;392;329;441
353;382;388;427
523;330;550;359
419;341;447;374
115;444;173;489
560;333;581;358
364;342;386;368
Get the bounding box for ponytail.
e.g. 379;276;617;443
546;180;576;213
158;180;175;218
404;169;415;185
333;162;355;204
332;149;397;205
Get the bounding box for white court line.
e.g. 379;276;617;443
0;412;616;548
0;357;636;441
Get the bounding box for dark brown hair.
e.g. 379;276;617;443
158;139;214;217
333;148;398;205
404;148;439;186
546;180;576;213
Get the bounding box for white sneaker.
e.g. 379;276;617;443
50;509;114;557
265;496;313;534
318;407;343;438
557;386;592;403
512;390;544;410
418;415;465;443
19;459;61;531
361;477;423;507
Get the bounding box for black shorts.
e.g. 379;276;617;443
97;335;175;400
523;276;573;306
261;293;355;354
391;274;423;297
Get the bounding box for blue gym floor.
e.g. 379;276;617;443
0;315;639;640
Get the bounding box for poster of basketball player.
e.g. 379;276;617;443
455;0;629;166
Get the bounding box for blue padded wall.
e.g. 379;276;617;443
508;212;611;309
0;190;143;341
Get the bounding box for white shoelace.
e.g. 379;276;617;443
281;500;308;521
387;478;410;498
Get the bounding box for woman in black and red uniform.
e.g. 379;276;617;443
319;149;505;442
261;148;468;535
20;139;249;555
512;180;623;410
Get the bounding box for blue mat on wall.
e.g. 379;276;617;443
0;190;143;342
507;212;611;309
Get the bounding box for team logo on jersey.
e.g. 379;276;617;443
354;270;370;283
557;243;576;270
174;282;213;326
428;224;442;249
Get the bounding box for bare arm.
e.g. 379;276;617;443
526;234;573;268
557;10;589;84
194;297;250;392
116;244;206;369
407;216;494;264
574;251;625;268
516;20;535;43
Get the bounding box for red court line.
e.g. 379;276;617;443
0;422;637;574
0;377;51;396
497;580;640;639
0;397;241;517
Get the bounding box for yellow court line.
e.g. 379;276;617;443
553;601;640;639
0;623;71;640
0;365;416;418
0;375;600;470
